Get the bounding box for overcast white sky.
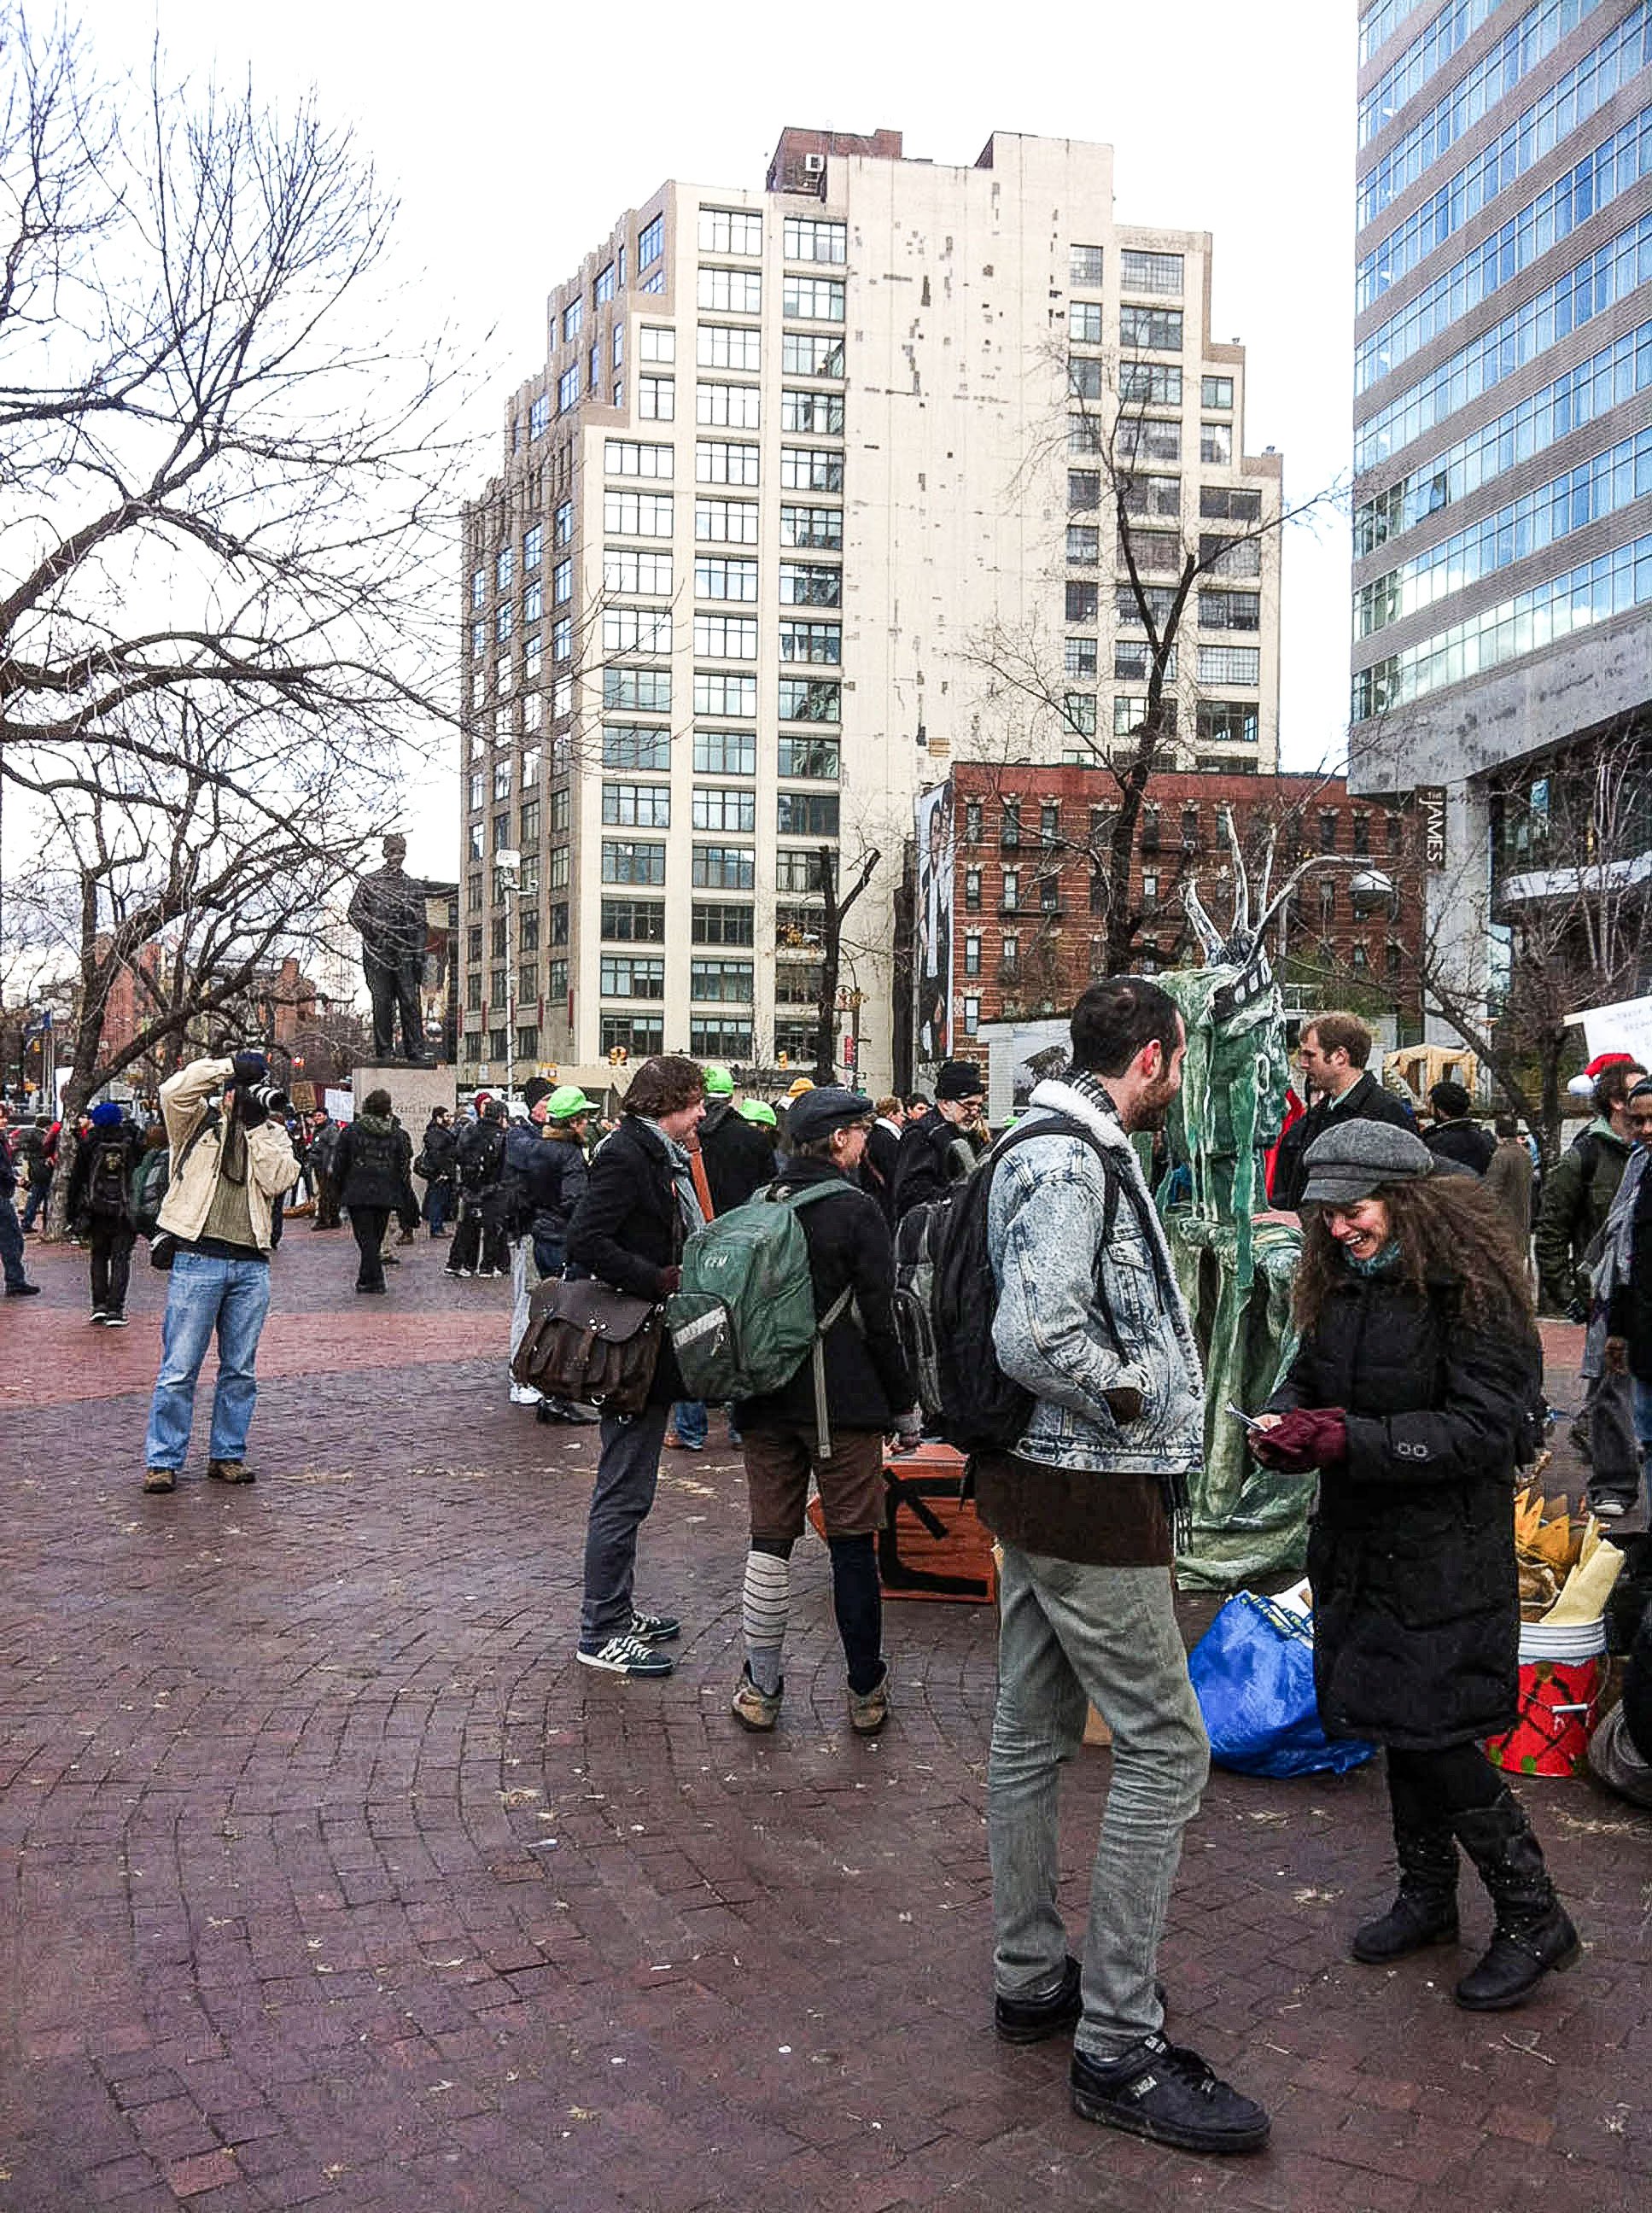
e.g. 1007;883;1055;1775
90;0;1357;872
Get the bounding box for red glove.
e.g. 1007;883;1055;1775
1250;1406;1347;1473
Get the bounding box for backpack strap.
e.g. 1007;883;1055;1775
771;1180;857;1458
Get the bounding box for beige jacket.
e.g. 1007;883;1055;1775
156;1056;299;1253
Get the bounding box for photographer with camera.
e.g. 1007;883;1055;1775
142;1051;300;1494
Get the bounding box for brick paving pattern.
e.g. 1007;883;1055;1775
1;1231;1648;2211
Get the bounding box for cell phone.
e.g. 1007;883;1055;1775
1226;1403;1266;1432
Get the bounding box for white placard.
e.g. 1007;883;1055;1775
1573;994;1652;1066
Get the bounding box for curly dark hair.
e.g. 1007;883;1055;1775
1293;1172;1537;1338
622;1054;705;1118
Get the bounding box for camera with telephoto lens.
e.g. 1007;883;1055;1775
244;1081;290;1117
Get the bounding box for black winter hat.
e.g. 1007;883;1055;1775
935;1059;985;1102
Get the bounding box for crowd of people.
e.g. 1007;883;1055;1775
4;995;1649;2163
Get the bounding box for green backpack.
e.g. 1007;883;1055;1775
666;1182;851;1454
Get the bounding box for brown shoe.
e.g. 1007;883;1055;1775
207;1459;256;1484
848;1662;891;1736
143;1468;177;1493
663;1430;683;1450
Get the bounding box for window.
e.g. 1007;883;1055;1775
601;839;667;885
632;374;671;421
1068;301;1104;342
1200;485;1262;521
1121;306;1182;351
694;729;757;774
779;621;840;663
782;332;845;377
774;962;823;1005
698;266;762;314
1201;374;1235;409
963;798;984;843
694;672;756;716
467;768;484;812
604;438;674;478
784;215;847;263
779;562;841;607
494;602;514;647
775;849;826;893
603;668;672;711
523;578;543;623
696;497;761;544
603;1013;664;1058
1067;523;1100;564
1197;645;1261;686
1201;532;1261;577
1069;357;1104;401
639;325;675;363
1118;527;1180;572
1068;414;1103;454
777;734;839;779
1118;417;1180;462
466;820;483;861
594;260;616;305
1122;473;1181;518
492;810;510;852
1001;933;1020;976
1070;242;1105;286
601;899;667;943
562;298;583;342
551;618;570;662
694;612;759;658
604;489;674;537
963;934;982;978
698;207;762;255
1352;814;1370;857
1119;362;1182;405
1068;470;1100;511
549;901;569;945
600;955;665;999
778;677;840;722
1114;639;1176;681
695;554;760;602
787;506;844;553
1200;421;1233;465
528;392;550;441
775;901;823;946
780;388;845;435
777;792;839;836
1040;800;1060;846
470;565;486;610
692;844;755;890
691;958;755;1003
697;380;761;428
692;902;755;945
557;364;579;412
692;1017;754;1060
492;757;512;802
693;786;756;832
602;781;670;827
552;674;573;720
465;972;482;1011
1000;800;1022;849
603;608;672;654
639;213;664;267
1121;249;1184;295
698;323;762;371
1064;692;1097;736
964;867;982;911
696;440;761;486
604;549;673;596
1319;810;1340;855
549;784;569;832
1199;590;1260;633
1141;872;1159;905
588;341;598;394
546;846;566;890
1065;580;1099;624
1114;696;1176;735
783;276;845;321
779;447;844;493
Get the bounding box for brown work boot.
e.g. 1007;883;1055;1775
207;1459;256;1484
848;1662;891;1736
143;1468;177;1494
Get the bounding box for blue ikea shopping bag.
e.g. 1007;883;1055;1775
1188;1592;1375;1780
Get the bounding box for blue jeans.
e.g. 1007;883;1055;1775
671;1398;709;1449
0;1192;27;1288
423;1180;452;1234
20;1172;50;1230
989;1545;1209;2060
143;1250;272;1471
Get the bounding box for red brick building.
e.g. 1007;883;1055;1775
943;762;1425;1049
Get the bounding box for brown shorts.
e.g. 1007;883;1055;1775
741;1425;888;1541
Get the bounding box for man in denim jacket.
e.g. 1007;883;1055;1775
977;976;1269;2158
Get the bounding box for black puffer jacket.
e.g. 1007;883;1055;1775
334;1114;416;1214
503;1120;589;1241
1269;1265;1539;1750
417;1115;458;1182
566;1116;687;1404
890;1108;984;1220
1424;1118;1495;1175
698;1098;774;1216
735;1154;914;1433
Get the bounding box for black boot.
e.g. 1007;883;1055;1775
1451;1788;1579;2011
1351;1820;1459;1964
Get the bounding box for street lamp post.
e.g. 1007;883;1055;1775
495;849;521;1097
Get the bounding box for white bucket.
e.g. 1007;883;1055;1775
1519;1616;1607;1663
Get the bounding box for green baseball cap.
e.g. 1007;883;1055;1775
738;1098;778;1128
703;1063;736;1096
546;1085;595;1120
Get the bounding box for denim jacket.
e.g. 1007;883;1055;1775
987;1077;1204;1475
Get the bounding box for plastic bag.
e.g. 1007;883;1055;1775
1188;1591;1375;1779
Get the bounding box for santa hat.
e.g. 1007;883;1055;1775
1568;1050;1637;1101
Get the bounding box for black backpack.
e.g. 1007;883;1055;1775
88;1135;132;1218
457;1119;505;1193
895;1115;1122;1454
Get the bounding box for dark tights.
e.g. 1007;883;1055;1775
1386;1742;1504;1831
751;1529;884;1694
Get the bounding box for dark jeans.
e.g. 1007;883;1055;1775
423;1179;452;1234
350;1206;390;1289
20;1171;50;1230
365;954;426;1062
581;1401;670;1647
0;1192;27;1288
90;1218;137;1315
312;1172;341;1229
452;1199;509;1274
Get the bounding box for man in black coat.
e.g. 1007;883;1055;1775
67;1099;145;1324
306;1107;343;1230
447;1099;511;1278
861;1095;907;1225
1423;1081;1494;1175
1270;1013;1413;1212
730;1088;919;1737
505;1081;596;1416
890;1059;988;1221
565;1055;706;1679
697;1065;774;1215
417;1106;458;1236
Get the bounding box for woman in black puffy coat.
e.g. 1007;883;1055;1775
1252;1119;1578;2013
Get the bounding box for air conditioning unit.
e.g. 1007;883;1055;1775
803;153;826;175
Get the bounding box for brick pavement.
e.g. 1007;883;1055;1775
1;1231;1648;2212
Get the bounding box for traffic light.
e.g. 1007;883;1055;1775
607;1045;628;1066
777;1051;789;1069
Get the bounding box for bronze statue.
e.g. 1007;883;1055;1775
347;835;435;1065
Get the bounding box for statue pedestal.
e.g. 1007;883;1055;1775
348;1062;458;1129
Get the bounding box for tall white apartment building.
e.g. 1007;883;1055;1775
458;127;1283;1096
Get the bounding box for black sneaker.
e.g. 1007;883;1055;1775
996;1956;1083;2045
1071;2035;1270;2156
5;1282;42;1296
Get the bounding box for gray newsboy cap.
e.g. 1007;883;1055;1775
1299;1118;1435;1206
786;1085;874;1146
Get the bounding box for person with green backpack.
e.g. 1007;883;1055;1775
668;1085;919;1734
